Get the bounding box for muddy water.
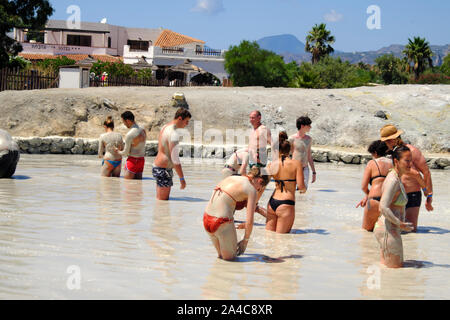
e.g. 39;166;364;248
0;154;448;299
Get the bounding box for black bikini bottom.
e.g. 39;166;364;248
269;197;295;212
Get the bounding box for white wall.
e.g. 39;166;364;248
59;68;81;88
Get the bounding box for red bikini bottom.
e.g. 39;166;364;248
203;213;233;234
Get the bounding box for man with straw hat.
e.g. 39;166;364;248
380;124;434;232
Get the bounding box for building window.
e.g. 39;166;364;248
127;40;149;51
108;37;112;48
67;34;92;47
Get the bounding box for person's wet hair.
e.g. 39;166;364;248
279;131;291;161
392;145;411;165
121;111;135;122
103;116;114;129
174;108;192;120
249;166;270;186
296;116;312;130
368;140;388;157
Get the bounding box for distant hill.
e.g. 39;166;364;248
257;34;449;66
257;34;306;55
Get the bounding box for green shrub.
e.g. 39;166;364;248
36;56;76;73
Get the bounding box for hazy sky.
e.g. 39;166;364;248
49;0;449;52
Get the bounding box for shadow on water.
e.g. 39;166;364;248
234;220;266;227
291;229;330;235
317;189;338;193
10;175;32;180
403;260;450;269
415;226;450;235
236;254;303;264
170;197;208;203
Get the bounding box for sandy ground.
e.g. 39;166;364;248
0;85;449;154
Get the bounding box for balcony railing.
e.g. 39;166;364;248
195;48;222;56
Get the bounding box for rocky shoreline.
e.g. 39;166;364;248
13;136;450;170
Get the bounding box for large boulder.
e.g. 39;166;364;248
0;130;20;178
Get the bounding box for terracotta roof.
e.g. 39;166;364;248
154;29;205;48
19;53;123;63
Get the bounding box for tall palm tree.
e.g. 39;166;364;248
403;37;433;80
305;23;335;64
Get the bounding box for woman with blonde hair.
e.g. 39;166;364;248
203;167;270;261
98;116;124;177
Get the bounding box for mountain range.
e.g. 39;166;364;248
256;34;449;66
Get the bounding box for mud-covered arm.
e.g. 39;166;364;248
98;137;105;158
118;131;134;157
379;175;403;226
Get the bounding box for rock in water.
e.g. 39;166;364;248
0;130;20;178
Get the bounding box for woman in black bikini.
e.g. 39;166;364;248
357;140;392;231
265;132;307;233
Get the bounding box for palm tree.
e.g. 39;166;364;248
403;37;433;80
305;23;335;64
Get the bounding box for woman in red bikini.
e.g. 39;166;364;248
203;167;270;261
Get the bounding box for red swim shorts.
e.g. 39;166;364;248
126;156;145;174
203;213;233;234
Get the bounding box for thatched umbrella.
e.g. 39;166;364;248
169;59;207;83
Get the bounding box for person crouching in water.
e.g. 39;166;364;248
222;148;249;178
98;116;124;177
265;132;307;234
374;146;427;268
203;167;270;261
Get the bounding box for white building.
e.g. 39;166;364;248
13;20;228;82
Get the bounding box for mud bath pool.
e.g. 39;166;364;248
0;154;449;299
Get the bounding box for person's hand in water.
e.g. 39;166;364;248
356;195;368;208
312;172;317;184
236;223;246;230
180;178;186;190
298;187;307;194
400;222;414;232
237;239;248;256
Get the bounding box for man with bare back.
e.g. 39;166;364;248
152;108;192;200
118;111;147;180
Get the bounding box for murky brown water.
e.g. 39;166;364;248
0;154;449;299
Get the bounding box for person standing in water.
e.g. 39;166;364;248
357;140;392;231
374;145;428;268
380;125;434;232
98;116;124;177
152;108;192;201
248;111;272;169
288;116;316;190
117;111;147;180
265;132;306;233
222;148;249;178
203;167;270;261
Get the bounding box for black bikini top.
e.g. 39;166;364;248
274;178;296;193
369;160;387;186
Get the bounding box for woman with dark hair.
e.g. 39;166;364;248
98;116;124;177
265;132;307;234
357;140;392;231
380;124;434;232
203;167;270;261
374;145;427;268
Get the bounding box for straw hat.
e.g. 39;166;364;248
380;124;404;141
